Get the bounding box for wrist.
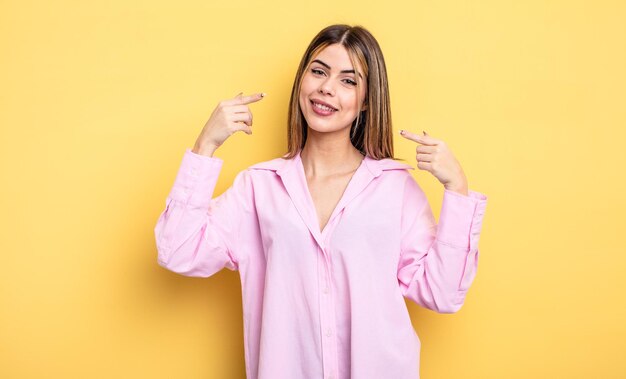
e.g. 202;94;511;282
192;141;219;157
444;183;468;196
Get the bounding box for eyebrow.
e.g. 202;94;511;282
311;59;363;79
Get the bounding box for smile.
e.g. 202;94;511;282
310;100;338;114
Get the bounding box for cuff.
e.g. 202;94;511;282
168;148;224;208
436;189;488;251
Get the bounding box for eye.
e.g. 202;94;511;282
343;79;357;86
311;68;325;75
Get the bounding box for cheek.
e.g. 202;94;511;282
300;76;314;94
343;89;361;109
298;84;309;105
299;79;312;101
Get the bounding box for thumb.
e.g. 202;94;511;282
241;124;253;135
234;121;252;135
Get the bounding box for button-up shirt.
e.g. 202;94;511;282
155;147;488;379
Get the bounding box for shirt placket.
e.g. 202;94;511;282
277;152;375;379
318;214;342;379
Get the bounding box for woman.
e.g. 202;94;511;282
155;24;488;379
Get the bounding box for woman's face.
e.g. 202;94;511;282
298;43;367;135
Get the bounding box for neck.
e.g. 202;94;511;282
300;127;364;177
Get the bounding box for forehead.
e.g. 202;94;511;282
310;43;363;72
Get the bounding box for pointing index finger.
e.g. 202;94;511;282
399;129;438;145
234;92;266;105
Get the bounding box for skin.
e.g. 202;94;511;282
192;91;265;156
192;44;469;231
400;130;468;196
297;43;370;231
297;43;368;176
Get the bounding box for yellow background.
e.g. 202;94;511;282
1;0;625;378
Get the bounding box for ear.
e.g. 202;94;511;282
361;101;368;111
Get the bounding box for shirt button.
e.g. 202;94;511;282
326;329;331;337
323;286;329;294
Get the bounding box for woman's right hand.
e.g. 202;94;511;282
192;92;266;156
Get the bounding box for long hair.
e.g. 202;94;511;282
284;24;395;160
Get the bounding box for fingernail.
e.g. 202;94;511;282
260;92;266;97
423;130;427;135
399;130;405;135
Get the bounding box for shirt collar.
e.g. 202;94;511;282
249;150;414;177
248;149;413;249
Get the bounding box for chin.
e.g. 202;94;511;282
305;121;349;134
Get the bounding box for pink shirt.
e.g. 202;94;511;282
155;148;488;379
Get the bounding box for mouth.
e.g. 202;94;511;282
310;99;338;115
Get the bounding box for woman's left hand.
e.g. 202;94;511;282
399;130;469;196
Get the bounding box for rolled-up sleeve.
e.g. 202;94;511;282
154;148;252;277
397;174;488;313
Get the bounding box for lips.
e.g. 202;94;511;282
310;99;338;112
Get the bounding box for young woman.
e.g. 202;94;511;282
155;24;488;379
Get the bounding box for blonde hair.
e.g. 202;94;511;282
284;24;395;160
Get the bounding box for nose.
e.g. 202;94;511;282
318;77;335;96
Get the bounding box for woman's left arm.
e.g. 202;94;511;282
397;130;488;313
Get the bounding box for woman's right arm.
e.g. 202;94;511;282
154;149;254;277
154;92;265;277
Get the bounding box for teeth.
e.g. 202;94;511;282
313;101;335;112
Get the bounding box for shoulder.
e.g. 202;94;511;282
364;156;413;175
362;157;426;199
238;155;291;183
362;156;414;184
247;155;289;172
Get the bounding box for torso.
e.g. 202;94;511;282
305;166;360;233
